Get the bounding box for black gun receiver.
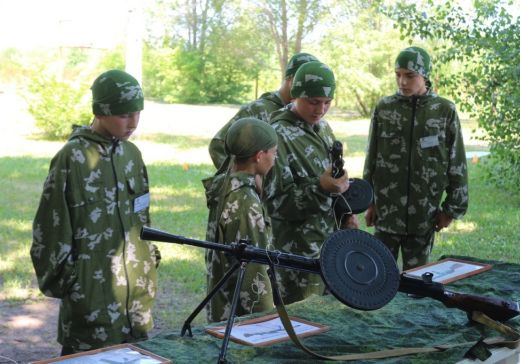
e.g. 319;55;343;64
330;140;345;178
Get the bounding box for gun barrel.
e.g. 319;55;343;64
141;226;234;253
141;226;321;274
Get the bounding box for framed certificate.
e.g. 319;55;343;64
205;314;329;347
404;258;492;284
32;343;172;364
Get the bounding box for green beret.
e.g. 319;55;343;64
285;52;320;78
290;61;336;99
91;69;144;116
395;46;432;79
225;118;277;159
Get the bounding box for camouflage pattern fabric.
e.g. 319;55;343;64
290;61;335;99
264;107;337;305
395;46;432;79
91;69;144;116
375;230;435;270
363;90;468;265
31;126;158;352
209;92;284;170
284;53;320;78
203;172;274;322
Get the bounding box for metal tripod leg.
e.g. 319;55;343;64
181;262;241;337
217;261;248;364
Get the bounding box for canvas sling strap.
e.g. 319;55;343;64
271;287;520;360
275;302;520;361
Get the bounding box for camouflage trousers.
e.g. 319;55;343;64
374;229;435;271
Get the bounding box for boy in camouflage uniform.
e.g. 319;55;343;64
204;118;278;322
363;47;468;270
31;70;159;355
264;61;356;305
208;52;319;170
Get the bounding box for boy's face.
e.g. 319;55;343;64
94;111;141;140
395;68;427;96
293;96;332;125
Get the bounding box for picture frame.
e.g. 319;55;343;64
205;313;329;347
32;343;172;364
404;258;492;284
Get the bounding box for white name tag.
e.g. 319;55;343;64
420;135;440;149
134;192;150;213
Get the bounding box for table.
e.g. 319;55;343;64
138;255;520;363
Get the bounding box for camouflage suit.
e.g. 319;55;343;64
264;107;337;305
363;90;468;268
208;92;284;170
31;126;158;351
204;172;274;322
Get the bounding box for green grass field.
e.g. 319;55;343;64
0;108;519;331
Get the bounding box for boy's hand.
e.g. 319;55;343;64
320;166;349;194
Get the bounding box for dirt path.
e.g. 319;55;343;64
0;299;60;363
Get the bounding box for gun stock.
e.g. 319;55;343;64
400;273;520;322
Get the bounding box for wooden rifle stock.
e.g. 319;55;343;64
399;273;520;322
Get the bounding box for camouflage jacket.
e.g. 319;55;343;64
31;126;159;351
263;107;337;303
363;91;468;235
208;91;284;170
203;171;274;322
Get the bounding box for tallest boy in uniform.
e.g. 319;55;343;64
363;46;468;270
208;52;319;170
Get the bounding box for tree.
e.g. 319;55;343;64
144;0;274;103
384;0;520;192
317;1;407;115
255;0;323;79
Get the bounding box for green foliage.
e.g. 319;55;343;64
142;0;276;104
384;0;520;194
317;4;408;115
25;70;91;140
96;46;125;71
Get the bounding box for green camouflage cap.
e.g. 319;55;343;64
285;52;320;78
91;69;144;116
290;61;336;98
395;46;432;79
225;118;277;159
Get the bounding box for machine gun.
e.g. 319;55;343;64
141;226;519;323
141;227;519;363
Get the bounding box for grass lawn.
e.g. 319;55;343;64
0;102;519;332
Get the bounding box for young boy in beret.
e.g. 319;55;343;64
264;61;357;305
363;46;468;270
204;117;278;322
31;69;159;354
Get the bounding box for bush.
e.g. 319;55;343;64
25;71;91;140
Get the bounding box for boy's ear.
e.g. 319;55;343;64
253;150;263;163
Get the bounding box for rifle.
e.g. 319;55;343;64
141;226;520;323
